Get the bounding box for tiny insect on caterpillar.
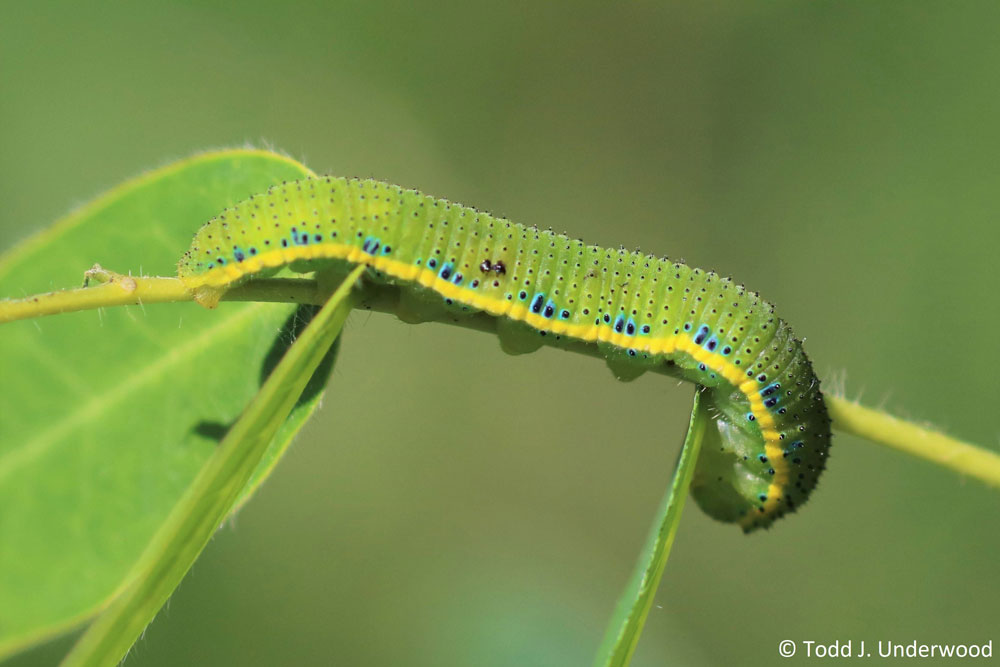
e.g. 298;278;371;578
178;175;832;531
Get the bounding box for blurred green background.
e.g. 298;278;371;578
2;2;998;665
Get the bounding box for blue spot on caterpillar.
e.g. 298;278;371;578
178;176;832;532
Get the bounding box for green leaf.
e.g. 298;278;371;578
60;265;363;667
0;150;323;658
593;389;708;667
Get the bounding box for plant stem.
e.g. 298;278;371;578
0;273;323;323
827;396;1000;486
593;389;708;667
4;273;1000;489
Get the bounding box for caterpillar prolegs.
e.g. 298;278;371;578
178;176;832;532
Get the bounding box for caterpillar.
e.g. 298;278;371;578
178;176;831;532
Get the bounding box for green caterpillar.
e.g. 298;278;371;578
178;176;831;532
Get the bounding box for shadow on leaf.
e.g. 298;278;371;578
193;304;341;442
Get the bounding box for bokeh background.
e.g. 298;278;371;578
2;2;998;665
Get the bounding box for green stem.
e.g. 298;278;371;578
593;389;708;667
827;396;1000;487
59;266;364;667
4;273;1000;489
0;270;325;323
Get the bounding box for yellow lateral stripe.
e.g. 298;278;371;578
182;243;788;521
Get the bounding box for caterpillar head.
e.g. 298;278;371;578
690;388;789;533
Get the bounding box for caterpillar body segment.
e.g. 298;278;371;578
178;176;832;531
